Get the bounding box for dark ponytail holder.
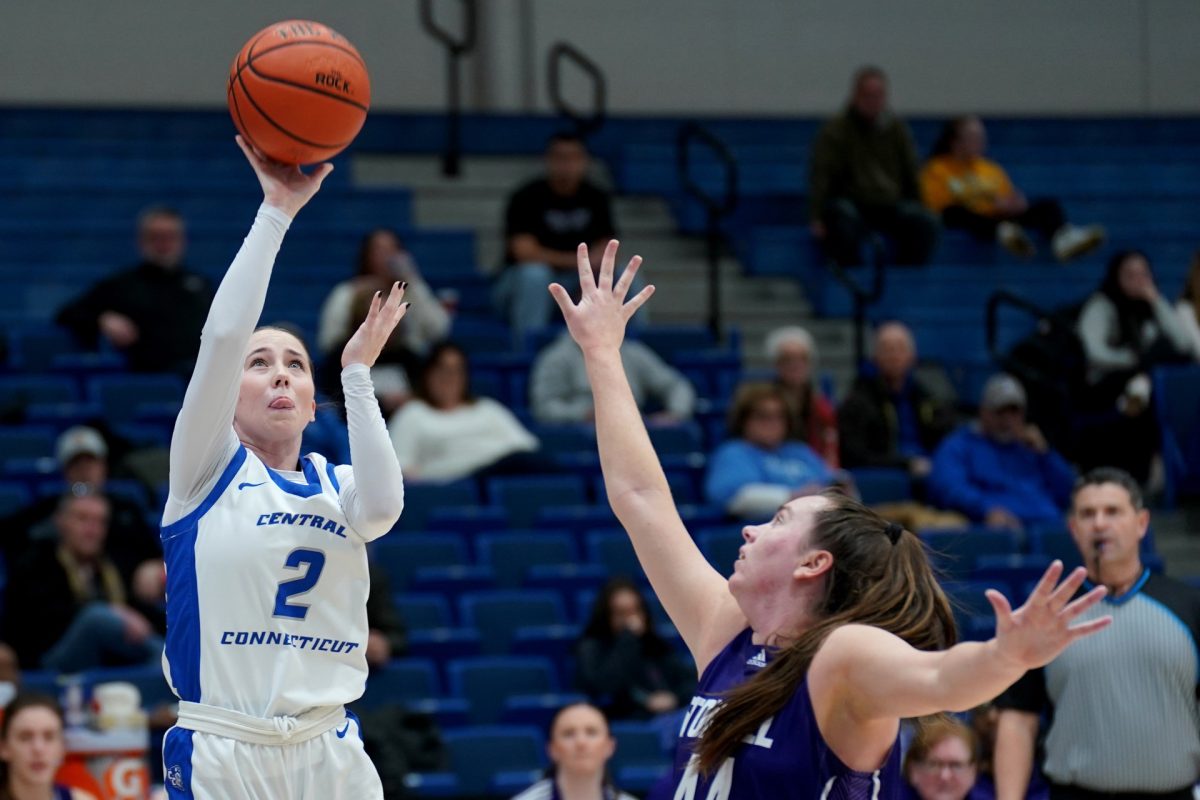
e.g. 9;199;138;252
885;522;904;545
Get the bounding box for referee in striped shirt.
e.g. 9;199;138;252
994;467;1200;800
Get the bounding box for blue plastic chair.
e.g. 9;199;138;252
458;591;568;655
920;529;1022;579
610;720;672;771
87;374;184;423
393;593;454;630
443;726;544;796
475;532;576;589
1155;366;1200;506
359;659;440;708
486;475;588;528
406;628;483;663
585;529;643;580
500;692;588;728
0;426;57;461
396;480;479;531
371;534;467;591
447;657;559;725
0;375;78;405
697;526;743;577
0;482;31;517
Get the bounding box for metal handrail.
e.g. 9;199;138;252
985;289;1055;364
419;0;477;176
676;123;739;339
827;236;886;369
547;42;607;136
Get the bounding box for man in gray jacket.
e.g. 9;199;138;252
530;332;695;424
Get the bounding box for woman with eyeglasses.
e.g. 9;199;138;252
902;717;986;800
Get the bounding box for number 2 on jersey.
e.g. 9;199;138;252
274;548;326;620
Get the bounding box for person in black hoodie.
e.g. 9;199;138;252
838;322;956;479
574;578;693;721
56;206;211;374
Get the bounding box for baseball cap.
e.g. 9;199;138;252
980;374;1027;411
56;426;108;467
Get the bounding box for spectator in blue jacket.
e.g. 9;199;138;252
705;383;839;520
929;374;1075;531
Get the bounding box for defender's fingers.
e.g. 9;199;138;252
598;239;620;291
614;255;644;301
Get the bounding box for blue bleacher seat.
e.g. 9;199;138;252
442;726;544;796
0;426;57;461
0;375;78;405
1155;365;1200;506
396;481;479;531
0;482;31;516
585;529;643;580
510;625;583;684
617;764;674;793
1026;530;1085;570
941;580;1005;627
536;505;619;539
697;526;743;577
646;423;705;455
358;659;440;709
448;657;559;725
403;771;460;798
407;628;484;663
920;529;1023;578
371;534;467;591
425;505;510;535
402;697;472;730
524;564;609;597
393;593;454;630
410;565;497;595
475;531;577;589
849;468;912;505
458;591;568;655
87;374;184;422
610;720;672;771
486;475;588;528
491;770;543;798
972;554;1055;591
500;692;588;728
26;402;105;429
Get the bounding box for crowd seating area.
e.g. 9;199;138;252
0;108;1197;795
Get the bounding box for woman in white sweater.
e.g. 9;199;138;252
388;343;541;482
1174;251;1200;360
1074;249;1191;482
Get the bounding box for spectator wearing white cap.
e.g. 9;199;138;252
764;326;839;467
0;427;163;624
927;374;1076;531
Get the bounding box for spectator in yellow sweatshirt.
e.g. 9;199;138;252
920;116;1105;262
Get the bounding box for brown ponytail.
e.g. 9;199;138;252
694;492;956;775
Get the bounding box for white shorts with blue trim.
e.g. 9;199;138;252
162;710;381;800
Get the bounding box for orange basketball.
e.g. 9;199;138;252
227;20;370;165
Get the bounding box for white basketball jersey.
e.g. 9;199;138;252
162;446;371;718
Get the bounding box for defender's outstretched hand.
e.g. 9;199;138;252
988;561;1111;670
236;135;334;219
342;281;409;369
549;240;653;354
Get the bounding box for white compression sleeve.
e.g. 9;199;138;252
334;363;405;541
164;204;291;524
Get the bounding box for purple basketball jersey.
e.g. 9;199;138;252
661;628;901;800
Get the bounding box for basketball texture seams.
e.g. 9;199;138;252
226;19;370;165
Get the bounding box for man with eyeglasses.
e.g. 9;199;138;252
993;467;1200;800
